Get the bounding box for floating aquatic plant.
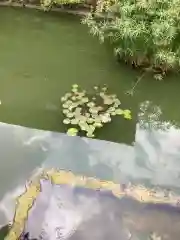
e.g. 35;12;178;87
123;109;132;120
72;84;78;88
67;128;78;136
63;119;71;124
61;84;132;138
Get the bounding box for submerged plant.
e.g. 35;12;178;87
61;84;132;138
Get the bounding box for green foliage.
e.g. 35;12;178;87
41;0;84;10
67;127;79;136
61;84;132;138
82;0;180;77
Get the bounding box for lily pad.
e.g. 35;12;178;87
89;125;95;132
75;107;82;113
71;103;78;109
81;97;89;103
87;102;95;108
63;119;71;124
110;112;116;116
68;106;74;111
86;132;95;138
79;125;86;131
115;108;124;115
79;122;89;131
66;112;74;118
71;119;79;125
79;119;87;125
91;113;98;119
74;114;81;120
93;122;103;128
77;92;85;98
85;113;90;118
102;86;107;92
72;88;78;93
114;103;120;108
61;96;67;102
62;84;131;138
124;109;131;115
97;106;103;111
99;92;105;98
124;110;132;120
78;115;87;121
66;100;73;105
111;94;117;99
114;99;121;106
62;103;69;109
100;114;111;123
107;107;116;113
62;109;69;115
67;128;78;136
124;115;132;120
72;84;78;89
87;118;94;124
89;107;98;114
123;109;132;120
94;116;102;123
65;93;72;98
71;96;77;101
79;125;85;131
104;98;114;105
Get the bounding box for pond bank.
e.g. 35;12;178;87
0;1;90;16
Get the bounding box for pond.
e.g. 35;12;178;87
1;6;180;239
1;7;180;144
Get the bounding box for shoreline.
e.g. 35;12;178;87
0;1;91;16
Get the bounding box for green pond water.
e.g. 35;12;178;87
0;7;180;143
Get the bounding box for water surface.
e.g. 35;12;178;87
0;7;180;237
0;7;180;142
0;6;180;184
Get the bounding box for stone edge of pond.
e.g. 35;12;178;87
0;1;90;17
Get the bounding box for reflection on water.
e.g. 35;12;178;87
0;100;180;190
18;186;180;240
0;100;180;191
135;101;180;189
0;100;180;236
138;101;167;130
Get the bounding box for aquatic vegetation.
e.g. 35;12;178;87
67;127;78;136
61;84;132;138
82;0;180;78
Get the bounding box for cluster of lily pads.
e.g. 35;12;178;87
61;84;132;137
